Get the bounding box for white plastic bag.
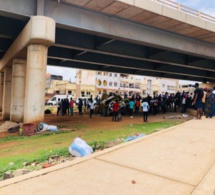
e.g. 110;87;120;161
69;137;93;157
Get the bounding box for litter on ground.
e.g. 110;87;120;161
69;137;93;157
36;123;58;132
0;121;20;133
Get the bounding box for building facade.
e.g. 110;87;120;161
46;70;179;99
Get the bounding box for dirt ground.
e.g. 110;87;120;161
0;111;192;138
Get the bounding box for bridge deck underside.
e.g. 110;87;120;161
48;27;215;82
0;0;215;82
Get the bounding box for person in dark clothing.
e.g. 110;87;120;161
193;83;203;119
78;98;83;115
60;99;64;115
174;92;180;112
66;98;70;115
57;98;61;115
62;99;68;116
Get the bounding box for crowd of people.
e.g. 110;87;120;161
55;84;215;122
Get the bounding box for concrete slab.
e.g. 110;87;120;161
102;1;129;15
131;11;158;23
0;159;194;195
185;120;215;130
116;6;143;19
85;0;115;11
62;0;91;6
192;163;215;195
97;122;215;186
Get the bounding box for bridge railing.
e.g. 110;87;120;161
151;0;215;24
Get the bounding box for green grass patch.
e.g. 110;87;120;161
0;121;180;179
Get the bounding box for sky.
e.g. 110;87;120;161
47;0;214;84
176;0;215;16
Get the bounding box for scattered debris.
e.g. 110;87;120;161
105;139;123;148
8;162;14;166
0;121;20;133
124;134;145;142
31;163;36;167
3;171;13;180
164;114;190;119
22;162;29;166
69;137;93;157
42;163;55;169
36;123;58;133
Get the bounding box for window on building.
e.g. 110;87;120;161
98;71;101;75
114;82;117;87
97;79;102;86
114;73;117;77
162;84;165;88
109;82;112;86
99;91;101;94
129;83;134;88
153;91;158;96
86;92;91;96
68;91;72;95
55;90;60;94
81;91;85;97
109;73;112;77
143;90;146;95
103;80;107;86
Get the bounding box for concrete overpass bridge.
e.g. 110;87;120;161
0;0;215;124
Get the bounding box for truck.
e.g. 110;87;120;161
46;95;73;105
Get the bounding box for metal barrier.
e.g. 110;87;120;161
151;0;215;24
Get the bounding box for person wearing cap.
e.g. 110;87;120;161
193;83;203;119
202;88;207;115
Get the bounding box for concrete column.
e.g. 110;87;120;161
2;67;12;120
24;44;47;124
10;60;26;122
0;73;4;112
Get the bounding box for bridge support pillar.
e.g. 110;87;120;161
2;67;12;120
24;44;48;124
0;73;4;112
10;59;26;122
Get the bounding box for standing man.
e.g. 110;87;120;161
78;98;83;115
129;99;135;118
69;98;75;116
193;83;203;119
57;98;61;116
142;98;149;122
89;99;95;118
112;100;120;121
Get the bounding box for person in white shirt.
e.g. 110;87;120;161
213;87;215;94
89;99;94;118
142;99;150;122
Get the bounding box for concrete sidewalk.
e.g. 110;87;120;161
1;119;215;195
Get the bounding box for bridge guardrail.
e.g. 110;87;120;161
151;0;215;24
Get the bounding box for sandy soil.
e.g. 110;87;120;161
0;111;191;139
